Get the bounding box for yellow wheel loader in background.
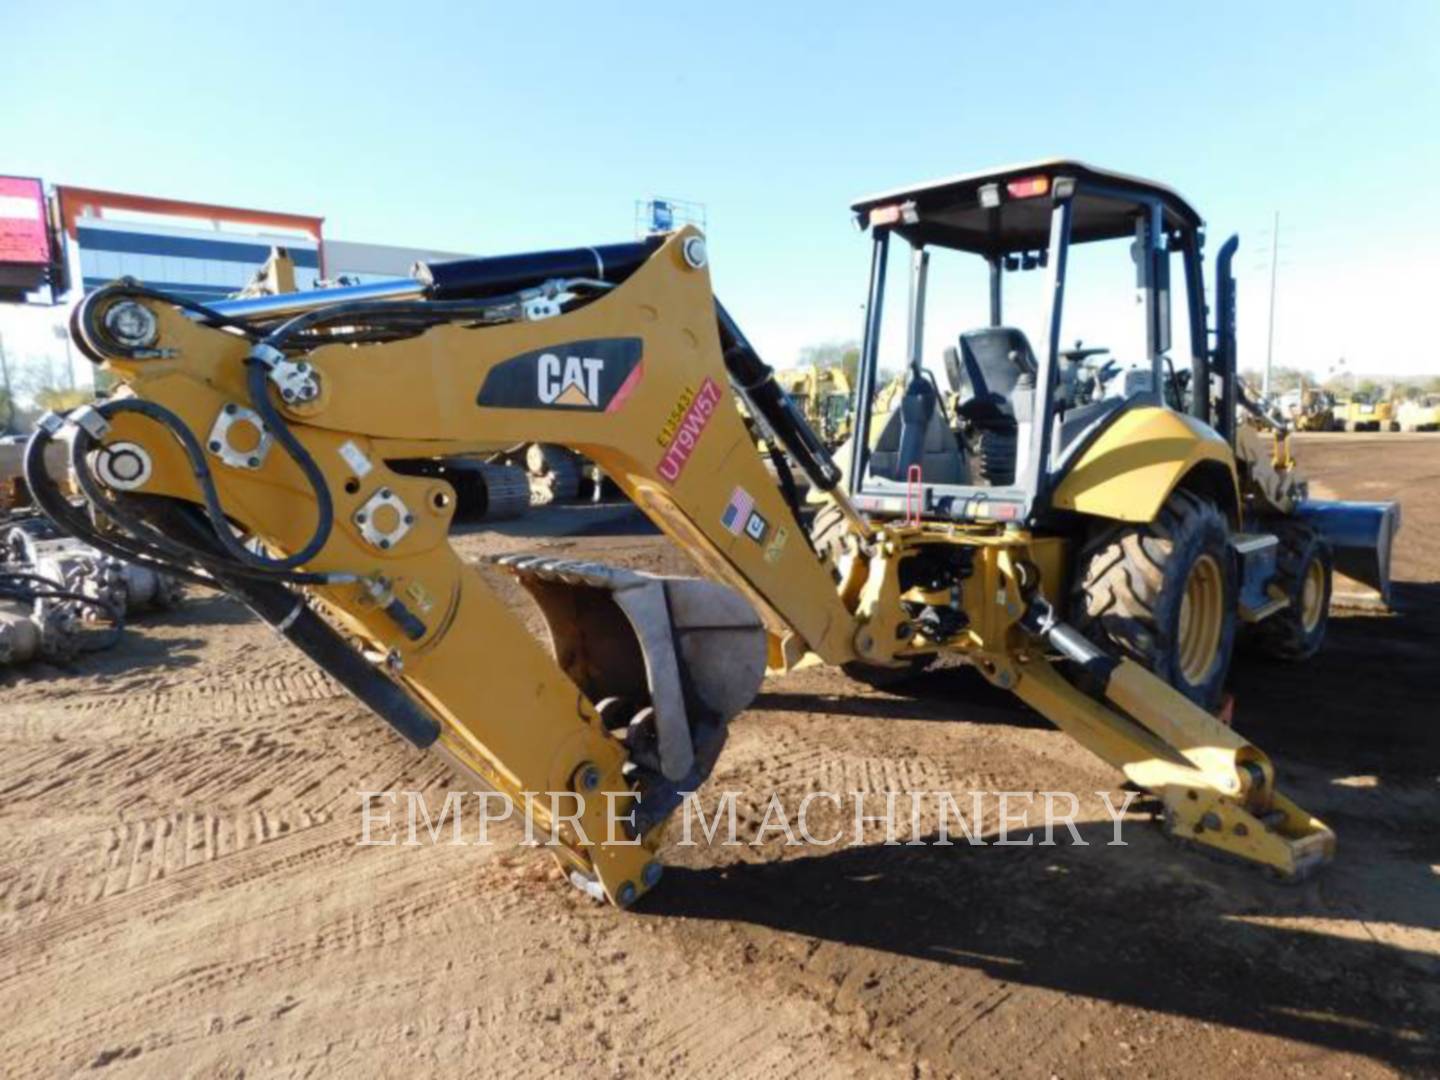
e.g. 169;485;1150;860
1279;387;1339;432
1342;391;1399;432
775;364;854;449
1398;394;1440;432
33;161;1399;907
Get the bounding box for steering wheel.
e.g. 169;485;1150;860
1060;340;1111;364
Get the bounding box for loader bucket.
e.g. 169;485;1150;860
1292;499;1401;606
490;556;767;782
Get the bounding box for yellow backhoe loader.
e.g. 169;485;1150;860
32;161;1399;907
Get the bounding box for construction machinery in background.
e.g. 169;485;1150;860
1277;386;1339;432
1341;391;1399;432
1398;393;1440;432
484;442;609;506
775;364;854;449
41;161;1399;908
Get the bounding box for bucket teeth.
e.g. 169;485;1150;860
491;554;645;591
488;554;767;784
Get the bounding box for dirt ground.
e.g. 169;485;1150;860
1;434;1436;1078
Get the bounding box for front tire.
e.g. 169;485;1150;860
1071;490;1238;710
1246;521;1332;661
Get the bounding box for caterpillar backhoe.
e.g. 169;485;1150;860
32;161;1398;907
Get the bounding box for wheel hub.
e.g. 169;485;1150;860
1178;553;1224;685
1300;557;1325;633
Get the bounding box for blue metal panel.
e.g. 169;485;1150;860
1293;499;1401;604
76;226;320;268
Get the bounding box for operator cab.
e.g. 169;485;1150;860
846;160;1212;525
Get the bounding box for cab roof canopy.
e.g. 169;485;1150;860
851;159;1204;257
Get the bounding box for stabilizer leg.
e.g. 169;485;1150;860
1013;603;1334;879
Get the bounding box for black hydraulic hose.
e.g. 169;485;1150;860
222;574;440;748
23;422;217;590
714;299;844;494
73;398;337;582
242;360;333;568
73;283;262;364
257;296;523;347
73;284;338;576
234;295;550;574
117;501;438;748
119;497;437;748
67;424;335;588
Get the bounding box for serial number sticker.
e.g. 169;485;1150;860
339;439;373;478
657;377;722;483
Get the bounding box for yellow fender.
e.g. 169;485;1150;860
1051;406;1239;524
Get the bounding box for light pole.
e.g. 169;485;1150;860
0;330;13;434
53;323;76;389
1263;210;1280;398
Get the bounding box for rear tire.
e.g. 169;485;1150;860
809;500;856;570
1246;521;1332;661
1071;490;1238;710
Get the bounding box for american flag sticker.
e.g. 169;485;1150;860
721;486;754;536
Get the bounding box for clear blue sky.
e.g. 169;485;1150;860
3;1;1438;378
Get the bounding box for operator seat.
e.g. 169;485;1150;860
949;328;1039;486
868;374;969;485
953;327;1037;424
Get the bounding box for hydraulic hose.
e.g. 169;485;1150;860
715;300;843;494
24;421;217;591
241;361;334;569
73;283;262;364
66;408;342;587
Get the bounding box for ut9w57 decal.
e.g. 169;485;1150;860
477;338;643;412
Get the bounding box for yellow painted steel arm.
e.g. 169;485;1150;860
1012;654;1332;878
74;231;863;905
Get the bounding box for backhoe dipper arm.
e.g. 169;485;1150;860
49;229;861;906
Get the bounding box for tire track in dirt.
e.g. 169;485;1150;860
4;478;1436;1077
25;665;344;721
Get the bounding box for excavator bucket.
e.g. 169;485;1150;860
489;556;767;782
1294;499;1402;605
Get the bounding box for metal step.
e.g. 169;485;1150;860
1230;532;1282;622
